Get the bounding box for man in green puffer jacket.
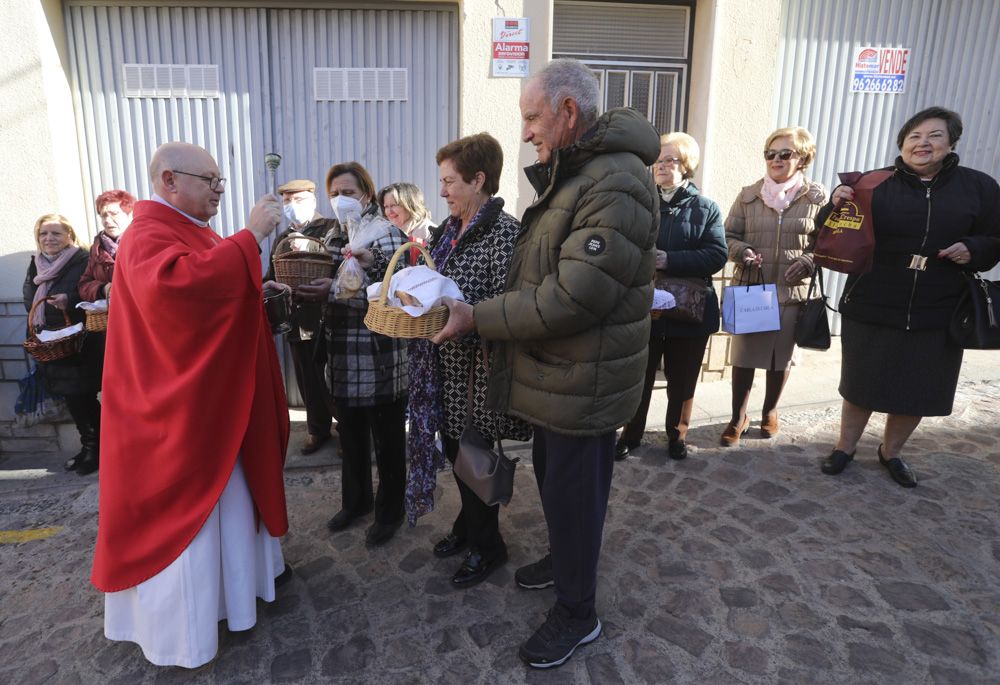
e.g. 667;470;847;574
433;58;659;669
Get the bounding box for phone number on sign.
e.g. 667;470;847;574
851;75;905;93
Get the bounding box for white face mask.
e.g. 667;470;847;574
331;195;364;225
283;196;317;225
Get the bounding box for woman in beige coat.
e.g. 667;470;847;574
721;126;826;446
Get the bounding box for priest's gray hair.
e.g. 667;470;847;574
537;58;600;129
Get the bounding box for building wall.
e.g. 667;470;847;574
0;0;86;296
0;1;87;431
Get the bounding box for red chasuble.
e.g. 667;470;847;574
92;200;289;592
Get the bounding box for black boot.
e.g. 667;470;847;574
74;422;100;476
64;394;101;476
64;449;85;471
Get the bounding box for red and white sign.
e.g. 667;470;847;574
492;18;530;78
851;46;910;94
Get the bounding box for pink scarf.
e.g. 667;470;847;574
31;247;77;328
99;231;119;258
760;172;804;212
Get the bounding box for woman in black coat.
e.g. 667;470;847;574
616;132;728;461
23;214;103;475
820;107;1000;487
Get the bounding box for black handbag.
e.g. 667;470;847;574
794;267;833;350
950;272;1000;349
453;348;519;507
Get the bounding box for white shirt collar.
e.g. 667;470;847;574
151;194;211;228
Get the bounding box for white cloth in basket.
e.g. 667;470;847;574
366;265;464;317
36;323;84;342
76;299;109;312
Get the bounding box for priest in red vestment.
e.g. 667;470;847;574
91;141;289;668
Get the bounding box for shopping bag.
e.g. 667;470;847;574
813;170;891;274
13;361;68;427
722;276;781;334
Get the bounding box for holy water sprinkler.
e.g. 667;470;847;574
264;152;282;197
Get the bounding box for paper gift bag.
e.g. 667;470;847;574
813;169;892;274
722;282;781;334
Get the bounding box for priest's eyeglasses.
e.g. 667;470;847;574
172;170;227;191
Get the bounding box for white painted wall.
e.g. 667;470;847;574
0;0;86;299
688;0;783;215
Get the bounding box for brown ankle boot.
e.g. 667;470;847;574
761;413;780;438
720;416;750;447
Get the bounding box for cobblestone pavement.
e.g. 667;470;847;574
1;379;999;684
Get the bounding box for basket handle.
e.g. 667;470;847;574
27;297;71;333
274;233;327;253
376;241;436;305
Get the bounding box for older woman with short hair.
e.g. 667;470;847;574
722;126;826;446
820;107;1000;487
79;190;135;302
616;132;727;461
407;132;531;588
24;214;102;474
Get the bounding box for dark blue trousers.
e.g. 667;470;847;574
531;427;616;616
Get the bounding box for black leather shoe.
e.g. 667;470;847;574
365;519;402;546
433;533;467;558
668;440;687;461
878;445;917;488
75;455;99;476
614;439;638;461
451;548;508;588
821;449;855;475
327;507;369;533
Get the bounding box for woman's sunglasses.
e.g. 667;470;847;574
764;149;798;161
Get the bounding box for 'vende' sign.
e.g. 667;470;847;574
851;46;909;94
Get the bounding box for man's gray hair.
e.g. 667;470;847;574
537;58;600;128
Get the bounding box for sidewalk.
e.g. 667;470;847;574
1;345;999;684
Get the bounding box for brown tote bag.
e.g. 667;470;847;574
813;169;892;274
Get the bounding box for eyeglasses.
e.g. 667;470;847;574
654;157;682;167
763;149;798;162
171;170;227;191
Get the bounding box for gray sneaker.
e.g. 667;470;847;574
519;604;602;668
515;553;554;589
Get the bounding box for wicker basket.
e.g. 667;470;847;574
364;242;449;339
272;235;334;288
85;309;108;332
23;299;85;362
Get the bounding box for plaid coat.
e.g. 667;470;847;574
323;208;408;407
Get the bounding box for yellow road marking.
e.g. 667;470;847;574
0;527;63;543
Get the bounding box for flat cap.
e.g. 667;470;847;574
277;179;316;194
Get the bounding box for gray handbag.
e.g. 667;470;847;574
453;348;519;507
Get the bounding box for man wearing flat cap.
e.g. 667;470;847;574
265;179;338;455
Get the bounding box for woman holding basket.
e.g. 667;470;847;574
23;214;102;475
407;133;531;588
722;127;825;446
296;162;409;547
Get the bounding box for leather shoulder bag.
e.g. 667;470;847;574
950;272;1000;349
794;266;833;350
453;347;519;506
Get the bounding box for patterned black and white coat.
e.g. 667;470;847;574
428;198;532;442
323;205;409;407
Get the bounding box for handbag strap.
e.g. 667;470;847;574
806;266;837;311
464;345;507;458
